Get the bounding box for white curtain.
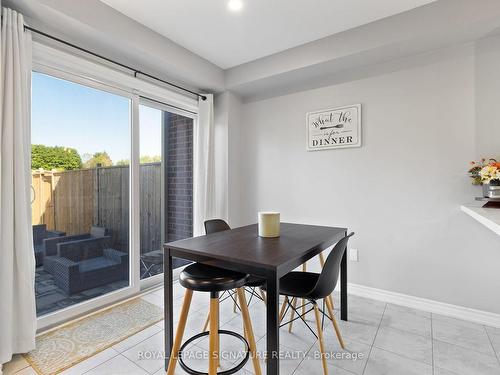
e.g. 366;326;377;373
0;7;36;368
193;94;227;236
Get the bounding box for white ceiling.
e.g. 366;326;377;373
100;0;437;69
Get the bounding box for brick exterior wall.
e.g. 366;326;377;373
164;112;193;242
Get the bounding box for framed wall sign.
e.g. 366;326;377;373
306;104;361;151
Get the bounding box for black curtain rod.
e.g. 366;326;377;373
24;25;207;101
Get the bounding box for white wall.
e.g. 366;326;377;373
476;33;500;157
233;43;500;314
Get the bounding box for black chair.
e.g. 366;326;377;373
271;232;354;375
205;219;266;294
166;263;261;375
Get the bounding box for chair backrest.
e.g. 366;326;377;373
58;236;111;261
308;232;354;300
90;226;107;238
204;219;231;234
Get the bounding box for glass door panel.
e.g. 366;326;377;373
139;102;194;280
31;71;131;317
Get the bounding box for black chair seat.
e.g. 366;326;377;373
179;263;248;292
263;271;319;298
245;275;265;287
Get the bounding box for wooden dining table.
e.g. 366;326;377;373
163;222;348;375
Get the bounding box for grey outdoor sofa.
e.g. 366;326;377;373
32;224;66;267
43;225;107;258
43;227;128;294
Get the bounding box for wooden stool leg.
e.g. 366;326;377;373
325;296;345;349
302;262;307;317
237;288;262;375
279;296;289;323
233;291;238;313
202;312;210;332
216;301;221;368
288;297;298;333
259;287;267;303
209;296;219;375
313;303;329;375
166;289;193;375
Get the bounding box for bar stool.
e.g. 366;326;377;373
166;263;262;375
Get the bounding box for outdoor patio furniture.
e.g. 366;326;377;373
33;224;66;267
44;236;128;295
43;225;108;259
140;249;164;278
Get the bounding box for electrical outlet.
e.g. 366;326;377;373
349;248;359;262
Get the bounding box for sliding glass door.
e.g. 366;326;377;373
31;66;195;326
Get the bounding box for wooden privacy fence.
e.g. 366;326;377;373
31;163;162;253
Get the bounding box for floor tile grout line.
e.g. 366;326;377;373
361;302;387;375
290;343;317;375
80;348;122;374
375;319;432;339
431;336;499;359
368;312;435;367
120;349;158;375
113;325;163;354
122;353;155;375
483;324;500;367
431;314;488;331
367;345;433;369
378;313;432;339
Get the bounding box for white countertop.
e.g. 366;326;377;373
461;203;500;236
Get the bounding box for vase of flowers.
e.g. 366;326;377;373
469;158;500;198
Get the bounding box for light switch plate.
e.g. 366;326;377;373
349;248;359;262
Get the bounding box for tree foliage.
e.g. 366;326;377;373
31;144;82;171
140;155;161;164
82;151;113;169
115;159;130;166
115;155;161;166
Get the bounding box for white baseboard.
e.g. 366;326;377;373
348;282;500;328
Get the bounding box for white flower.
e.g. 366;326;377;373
480;165;500;183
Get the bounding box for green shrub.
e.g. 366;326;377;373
31;144;82;171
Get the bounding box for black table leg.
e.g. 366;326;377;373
340;247;348;321
164;248;173;369
266;270;280;375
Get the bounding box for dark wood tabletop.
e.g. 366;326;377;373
164;222;348;375
165;222;346;277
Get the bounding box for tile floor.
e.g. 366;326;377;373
4;281;500;375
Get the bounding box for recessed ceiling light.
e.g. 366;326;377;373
228;0;243;12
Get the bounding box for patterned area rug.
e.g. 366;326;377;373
25;298;163;375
